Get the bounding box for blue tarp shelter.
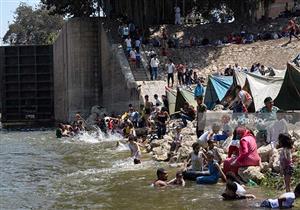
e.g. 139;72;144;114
204;75;233;109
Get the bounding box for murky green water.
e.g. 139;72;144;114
0;131;280;210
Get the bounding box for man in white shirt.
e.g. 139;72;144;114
135;38;141;51
174;6;181;25
150;55;160;80
233;63;241;72
123;24;129;39
125;37;132;55
166;59;175;87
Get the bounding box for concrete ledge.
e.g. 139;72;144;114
113;44;137;89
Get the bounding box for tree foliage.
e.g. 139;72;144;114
41;0;275;28
3;3;64;45
41;0;98;17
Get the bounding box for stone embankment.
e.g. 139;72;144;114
145;120;300;183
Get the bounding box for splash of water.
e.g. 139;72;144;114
66;158;156;178
62;127;123;144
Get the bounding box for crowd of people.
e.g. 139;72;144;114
149;94;299;208
55;16;299;209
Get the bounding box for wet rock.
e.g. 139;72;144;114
241;166;265;183
261;162;271;173
152;142;170;161
177;145;192;162
258;144;273;162
150;139;165;148
181;125;195;136
269;149;280;173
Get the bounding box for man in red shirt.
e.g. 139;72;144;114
287;17;299;43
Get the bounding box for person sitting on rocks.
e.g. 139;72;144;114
223;127;261;183
196;151;227;185
198;122;221;148
156;107;170;139
153;94;162;107
245;34;254;44
183;142;206;181
260;183;300;208
259;97;279;121
228;85;252;113
192;71;198;84
168;171;185;186
180;102;195;127
224;65;233;76
207;140;222;165
170;126;183;154
153;168;168;187
257;97;280;146
144;95;153;125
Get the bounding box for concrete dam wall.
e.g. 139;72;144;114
54;18;140;122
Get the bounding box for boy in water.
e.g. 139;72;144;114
128;135;141;164
168;171;185;186
260;183;300;208
222;181;255;200
153;168;168;187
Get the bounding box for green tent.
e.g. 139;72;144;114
175;88;197;112
166;87;177;115
274;63;300;110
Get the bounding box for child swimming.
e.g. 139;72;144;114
168;171;185;187
222;181;255;200
260;183;300;208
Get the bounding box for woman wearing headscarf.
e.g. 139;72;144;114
223;127;261;181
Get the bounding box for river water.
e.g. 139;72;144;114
0;130;279;210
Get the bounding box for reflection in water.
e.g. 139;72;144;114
0;130;274;209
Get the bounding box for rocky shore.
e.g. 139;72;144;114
144;119;300;184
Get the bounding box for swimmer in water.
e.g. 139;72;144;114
128;135;141;164
153;168;168;187
168;171;185;187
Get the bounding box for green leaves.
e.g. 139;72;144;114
3;3;64;45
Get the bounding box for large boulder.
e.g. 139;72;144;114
240;166;265;183
181;125;195;135
177;145;192;162
261;162;271;173
152;142;171;161
150;139;165;148
269;149;280;173
258;144;273;162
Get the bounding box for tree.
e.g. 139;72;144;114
41;0;98;17
3;3;64;45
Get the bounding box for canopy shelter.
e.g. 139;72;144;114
204;75;233;110
175;88;197;112
221;71;247;105
274;63;300;110
243;73;284;111
165;87;177;115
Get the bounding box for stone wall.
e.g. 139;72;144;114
100;23;140;114
53;18;141;122
53;18;101;122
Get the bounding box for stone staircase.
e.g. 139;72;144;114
129;62;150;81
